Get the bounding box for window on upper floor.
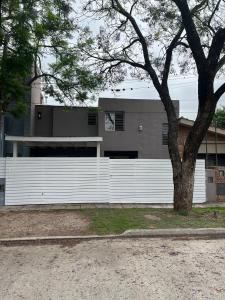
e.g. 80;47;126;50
219;170;225;177
162;123;168;145
105;112;124;131
88;113;97;125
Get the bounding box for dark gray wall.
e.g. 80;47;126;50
34;106;53;136
34;98;179;159
53;107;98;137
35;106;98;137
98;98;179;159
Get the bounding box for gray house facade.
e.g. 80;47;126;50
32;98;179;159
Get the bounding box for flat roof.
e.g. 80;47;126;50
5;136;103;143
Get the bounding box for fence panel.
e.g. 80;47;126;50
110;159;205;203
5;157;110;205
0;158;5;178
4;158;206;205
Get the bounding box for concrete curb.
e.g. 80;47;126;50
1;228;225;246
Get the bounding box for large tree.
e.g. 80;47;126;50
78;0;225;212
0;0;101;155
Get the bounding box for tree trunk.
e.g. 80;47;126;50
173;160;195;212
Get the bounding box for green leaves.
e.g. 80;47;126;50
0;0;102;116
213;107;225;129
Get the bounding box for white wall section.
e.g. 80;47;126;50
0;158;5;178
2;158;205;205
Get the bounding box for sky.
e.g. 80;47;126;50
45;2;225;121
47;75;225;120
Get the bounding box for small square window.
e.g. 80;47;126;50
88;113;97;125
219;170;225;177
208;177;213;183
105;111;124;131
162;123;168;145
217;183;225;195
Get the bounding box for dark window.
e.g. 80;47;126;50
0;179;5;193
208;177;213;183
217;183;225;195
162;123;168;145
105;111;124;131
219;170;225;177
104;151;138;159
88;113;97;125
115;112;124;131
0;184;4;193
37;112;42;120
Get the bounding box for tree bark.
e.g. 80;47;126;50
173;160;195;212
169;90;216;213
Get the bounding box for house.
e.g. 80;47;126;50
178;117;225;202
5;98;180;159
178;117;225;167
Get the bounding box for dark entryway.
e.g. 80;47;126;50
104;151;138;159
30;147;97;157
0;179;5;205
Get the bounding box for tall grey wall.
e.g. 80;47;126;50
98;98;179;158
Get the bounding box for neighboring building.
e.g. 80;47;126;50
31;98;179;158
178;117;225;203
178;117;225;167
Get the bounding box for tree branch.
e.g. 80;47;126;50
215;82;225;100
172;0;207;73
26;73;65;86
208;28;225;72
162;26;184;86
216;54;225;72
83;49;146;70
111;0;161;91
207;0;222;32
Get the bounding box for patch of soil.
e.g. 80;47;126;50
205;211;224;220
0;210;90;238
144;214;161;221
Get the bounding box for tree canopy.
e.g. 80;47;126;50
214;106;225;128
78;0;225;211
0;0;102;116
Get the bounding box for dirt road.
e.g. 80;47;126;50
0;238;225;299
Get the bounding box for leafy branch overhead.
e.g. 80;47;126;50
0;0;102;115
79;0;225;212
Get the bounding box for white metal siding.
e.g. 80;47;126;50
5;158;110;205
4;158;206;205
110;159;205;203
0;158;5;178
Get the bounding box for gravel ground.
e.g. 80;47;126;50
0;238;225;300
0;210;89;238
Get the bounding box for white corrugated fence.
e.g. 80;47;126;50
0;157;206;205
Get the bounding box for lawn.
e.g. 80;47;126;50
82;207;225;235
1;207;225;238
